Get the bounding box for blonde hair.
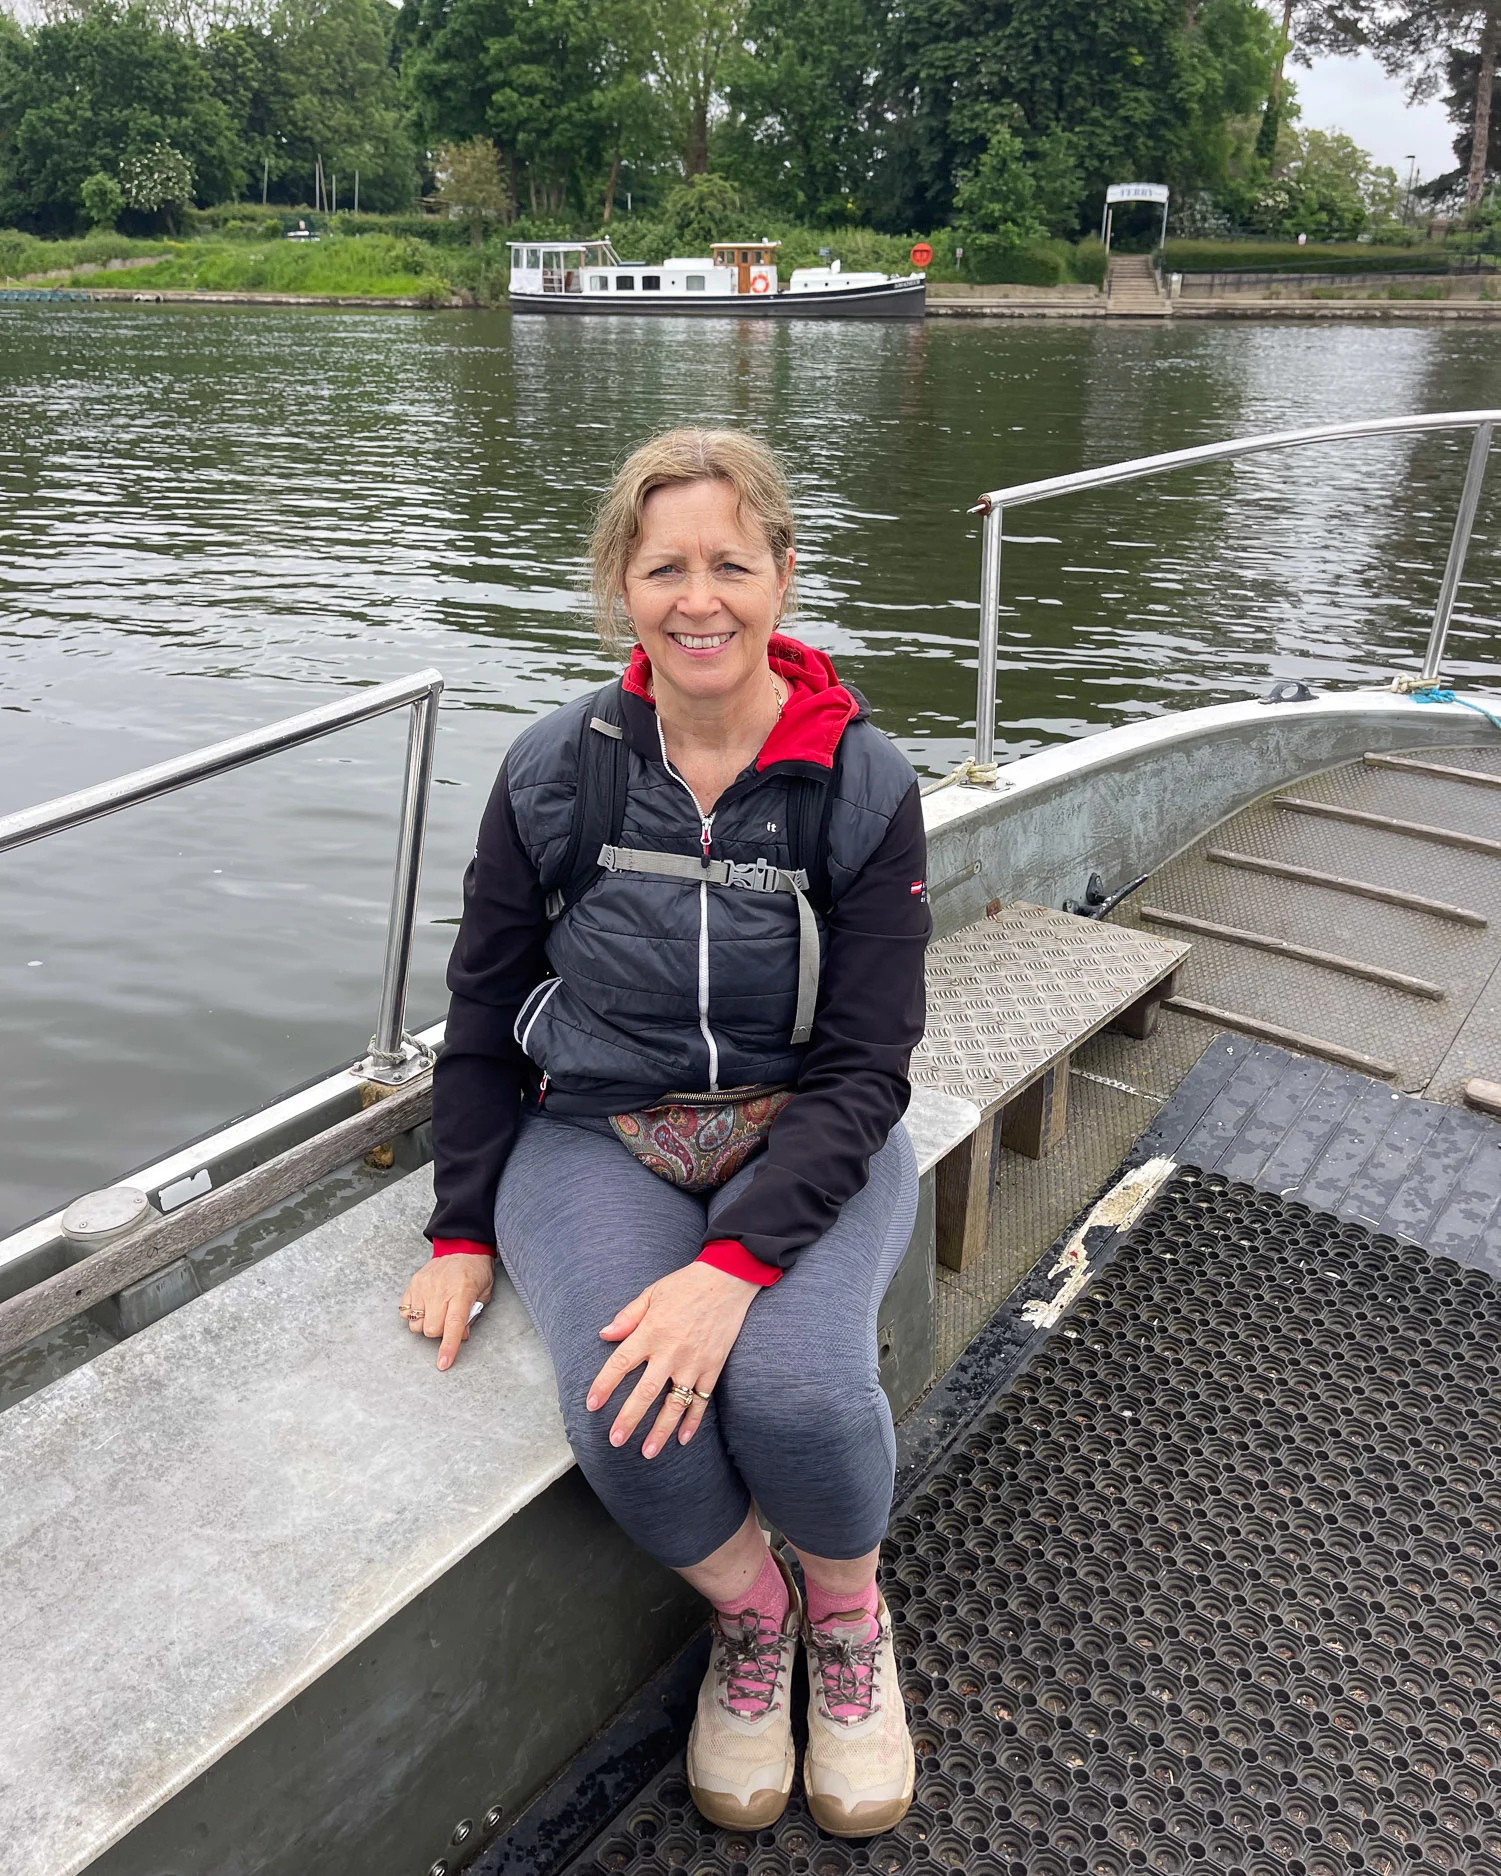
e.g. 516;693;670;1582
590;427;797;647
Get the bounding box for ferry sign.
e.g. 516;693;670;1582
1105;183;1169;205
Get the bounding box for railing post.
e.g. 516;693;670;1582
975;504;1003;766
1421;421;1492;684
360;680;442;1084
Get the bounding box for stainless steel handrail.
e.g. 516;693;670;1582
0;669;444;1084
967;409;1501;764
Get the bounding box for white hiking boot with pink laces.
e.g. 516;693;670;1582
802;1590;915;1837
686;1547;802;1829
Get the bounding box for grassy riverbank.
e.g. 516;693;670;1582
42;235;469;302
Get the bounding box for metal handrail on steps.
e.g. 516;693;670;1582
0;668;444;1084
966;410;1501;765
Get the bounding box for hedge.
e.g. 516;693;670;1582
1163;239;1459;276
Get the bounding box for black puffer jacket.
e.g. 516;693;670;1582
427;635;931;1273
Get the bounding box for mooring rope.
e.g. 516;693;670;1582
1407;685;1501;734
920;755;1003;795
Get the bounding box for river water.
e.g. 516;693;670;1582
2;303;1499;1232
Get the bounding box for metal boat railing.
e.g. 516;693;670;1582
967;409;1501;765
0;669;444;1085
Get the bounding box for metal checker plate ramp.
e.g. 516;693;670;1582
561;1174;1501;1876
914;904;1187;1112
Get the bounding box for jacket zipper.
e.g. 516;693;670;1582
657;720;720;1091
514;976;563;1059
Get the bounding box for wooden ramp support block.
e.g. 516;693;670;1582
1464;1078;1501;1119
1110;967;1180;1040
935;1112;1000;1274
1000;1063;1070;1158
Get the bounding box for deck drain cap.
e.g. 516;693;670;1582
59;1186;150;1246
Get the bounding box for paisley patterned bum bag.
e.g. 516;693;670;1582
609;1084;795;1192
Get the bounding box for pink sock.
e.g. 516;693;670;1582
805;1576;881;1722
805;1574;879;1631
712;1548;791;1717
713;1545;789;1627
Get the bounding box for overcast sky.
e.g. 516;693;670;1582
1295;52;1459;183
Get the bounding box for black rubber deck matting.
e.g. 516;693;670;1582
1132;1036;1501;1275
555;1170;1501;1876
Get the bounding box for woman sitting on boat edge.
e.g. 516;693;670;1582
398;426;930;1838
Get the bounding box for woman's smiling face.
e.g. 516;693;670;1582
623;478;793;706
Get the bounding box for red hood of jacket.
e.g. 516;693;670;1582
622;632;858;770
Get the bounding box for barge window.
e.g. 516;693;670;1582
686;275;705;291
591;275;607;291
525;248;540;269
642;275;660;290
615;274;634;290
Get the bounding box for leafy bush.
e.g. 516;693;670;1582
1070;236;1107;287
953;122;1048;252
658;175;746;253
959;234;1064;285
80;173;124;231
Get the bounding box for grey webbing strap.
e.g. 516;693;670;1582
597;845;819;1045
588;716;624;739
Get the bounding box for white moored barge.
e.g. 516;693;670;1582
506;238;927;318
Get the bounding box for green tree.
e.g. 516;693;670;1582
718;0;881;220
872;0;1276;233
80;168;126;228
274;0;417;211
952;118;1048;247
203;21;291;202
651;0;745;176
121;138;194;226
658;169;743;245
399;0;648;216
433;134;510;238
0;4;242;232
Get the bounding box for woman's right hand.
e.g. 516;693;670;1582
399;1253;495;1371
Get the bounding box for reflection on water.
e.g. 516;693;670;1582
1;305;1498;1230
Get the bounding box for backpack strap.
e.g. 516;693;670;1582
542;681;629;920
785;762;838;917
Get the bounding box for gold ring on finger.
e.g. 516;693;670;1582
692;1387;712;1402
668;1382;694;1407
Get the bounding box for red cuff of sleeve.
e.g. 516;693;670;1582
696;1238;783;1286
431;1238;497;1259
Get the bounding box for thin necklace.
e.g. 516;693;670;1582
771;674;786;720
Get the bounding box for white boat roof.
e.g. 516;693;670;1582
662;256;717;268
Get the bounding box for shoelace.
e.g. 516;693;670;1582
808;1624;881;1723
716;1609;786;1715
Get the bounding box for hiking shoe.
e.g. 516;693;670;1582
686;1546;801;1829
802;1591;915;1837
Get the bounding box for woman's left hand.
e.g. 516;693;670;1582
587;1262;760;1458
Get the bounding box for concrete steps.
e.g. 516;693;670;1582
1107;252;1170;316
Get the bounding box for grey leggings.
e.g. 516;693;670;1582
493;1111;919;1570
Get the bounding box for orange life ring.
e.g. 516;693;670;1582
750;274;770;294
910;242;934;267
